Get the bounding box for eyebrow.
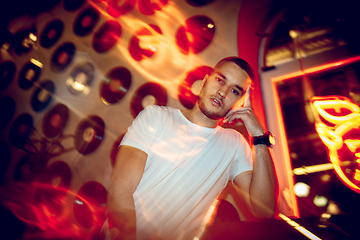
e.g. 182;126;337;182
215;71;244;93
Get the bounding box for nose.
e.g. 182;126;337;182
217;86;228;99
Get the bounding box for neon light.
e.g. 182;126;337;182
311;96;360;193
293;163;333;175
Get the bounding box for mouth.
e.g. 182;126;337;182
210;97;223;107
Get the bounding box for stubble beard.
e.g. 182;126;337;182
198;98;230;120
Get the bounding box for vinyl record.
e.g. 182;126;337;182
13;154;35;186
42;103;70;138
0;141;11;177
74;115;105;155
73;181;107;229
110;134;125;167
31;80;55;112
66;62;95;95
0;96;16;129
130;82;168;118
175;15;215;54
51;42;75;72
9;114;34;149
64;0;86;11
138;0;168;15
100;67;131;105
40;19;64;48
18;61;41;90
107;0;136;18
74;7;100;36
0;61;16;91
129;24;162;61
178;66;212;109
40;161;71;203
92;21;122;53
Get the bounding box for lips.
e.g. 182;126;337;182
211;97;223;107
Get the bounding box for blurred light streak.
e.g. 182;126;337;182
30;58;43;68
279;213;322;240
272;55;360;83
293;163;334;175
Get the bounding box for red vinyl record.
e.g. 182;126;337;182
130;82;168;118
107;0;136;18
42;103;70;138
178;66;212;109
100;67;131;105
175;15;215;55
74;115;105;155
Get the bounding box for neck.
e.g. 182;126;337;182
181;103;222;128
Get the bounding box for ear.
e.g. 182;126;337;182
202;74;209;85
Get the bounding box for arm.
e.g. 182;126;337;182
224;87;278;218
107;145;147;240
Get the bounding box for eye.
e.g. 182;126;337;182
232;88;239;96
216;77;223;83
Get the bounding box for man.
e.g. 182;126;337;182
107;57;278;240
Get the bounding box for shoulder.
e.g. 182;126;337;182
219;127;248;144
142;105;176;116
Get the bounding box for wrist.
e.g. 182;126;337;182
251;131;275;147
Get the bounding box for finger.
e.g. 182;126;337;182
243;86;251;108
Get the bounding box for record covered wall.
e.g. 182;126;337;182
0;0;247;238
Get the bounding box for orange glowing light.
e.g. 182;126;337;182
311;96;360;193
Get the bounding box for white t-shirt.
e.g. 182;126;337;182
120;105;253;240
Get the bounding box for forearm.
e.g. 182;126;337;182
107;191;137;240
249;144;278;218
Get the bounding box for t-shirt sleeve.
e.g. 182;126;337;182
120;105;161;154
230;133;253;182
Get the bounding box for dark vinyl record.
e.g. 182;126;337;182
0;141;11;177
42;103;69;138
130;82;168;118
64;0;85;11
100;67;131;105
40;161;71;203
13;154;35;185
178;66;212;109
0;96;16;129
74;7;100;36
51;42;75;72
0;61;16;91
74;115;105;155
18;62;41;90
185;0;215;7
9;114;34;149
92;21;122;53
110;134;125;167
40;19;64;48
67;62;95;95
31;80;55;112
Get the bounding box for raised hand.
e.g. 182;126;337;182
223;87;265;137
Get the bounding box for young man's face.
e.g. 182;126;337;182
197;61;251;120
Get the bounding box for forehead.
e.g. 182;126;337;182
213;61;250;87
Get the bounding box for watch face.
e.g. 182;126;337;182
269;133;275;146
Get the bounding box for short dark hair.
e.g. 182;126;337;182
214;56;254;83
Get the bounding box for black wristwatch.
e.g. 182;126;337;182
252;131;275;147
